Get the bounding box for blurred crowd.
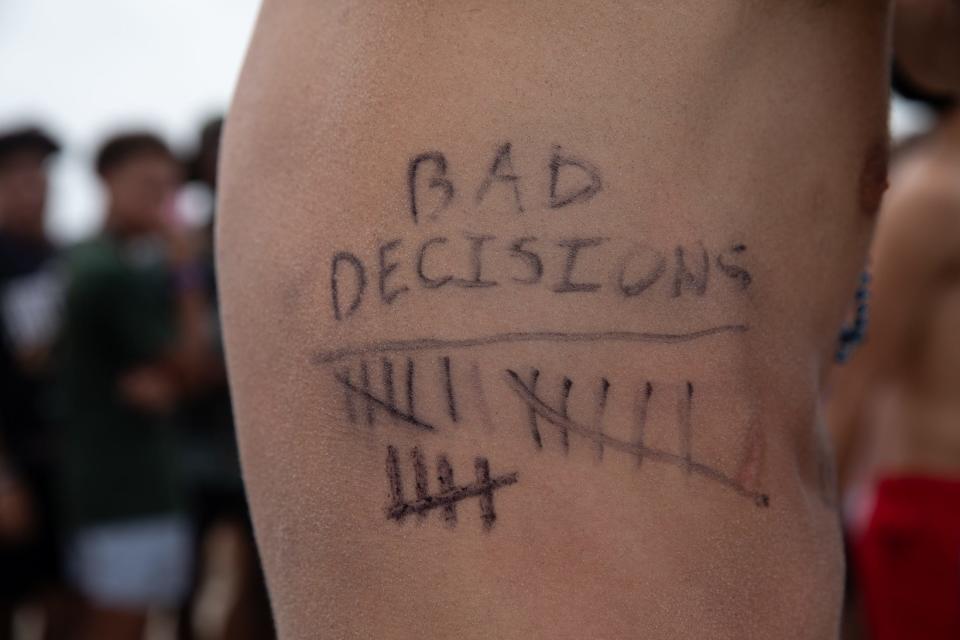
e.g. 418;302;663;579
0;119;273;640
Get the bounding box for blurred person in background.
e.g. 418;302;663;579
829;2;960;637
53;132;212;640
0;126;72;640
177;117;273;640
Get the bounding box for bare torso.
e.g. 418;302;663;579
218;1;891;638
870;129;960;476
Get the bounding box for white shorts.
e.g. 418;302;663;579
67;515;193;610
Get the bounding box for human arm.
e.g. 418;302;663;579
218;2;891;638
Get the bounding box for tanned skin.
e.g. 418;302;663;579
831;111;960;490
831;0;960;491
218;1;894;638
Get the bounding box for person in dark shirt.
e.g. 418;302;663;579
0;125;68;640
55;132;211;640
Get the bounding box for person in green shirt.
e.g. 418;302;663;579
55;132;211;640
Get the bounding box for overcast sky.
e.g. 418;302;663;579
0;0;260;241
0;1;935;243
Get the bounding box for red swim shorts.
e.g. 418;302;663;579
854;475;960;640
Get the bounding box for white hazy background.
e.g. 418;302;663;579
0;0;261;242
0;0;936;243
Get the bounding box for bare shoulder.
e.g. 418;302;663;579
879;144;960;267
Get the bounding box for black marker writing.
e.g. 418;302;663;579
382;359;396;410
334;366;434;431
504;370;769;507
405;358;417;421
618;244;667;297
526;369;543;448
673;243;709;298
441;355;459;423
634;382;653;468
360;360;374;426
508;237;544;285
386;445;519;530
409;152;455;224
559;377;573;452
331;252;366;321
454;234;498;288
411;447;430;522
315;325;750;365
378;239;409;305
548;145;602;209
594;378;611;460
416;237;453;288
553;237;606;293
476;142;524;213
716;243;752;290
